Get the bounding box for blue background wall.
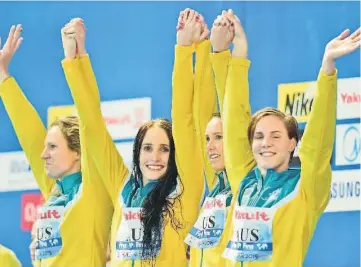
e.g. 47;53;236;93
0;2;359;267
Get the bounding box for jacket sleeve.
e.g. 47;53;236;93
0;78;55;199
223;58;256;195
299;70;337;211
2;247;22;267
194;40;218;189
62;58;129;203
211;50;231;114
172;44;205;223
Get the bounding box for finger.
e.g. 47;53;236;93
64;33;76;40
353;41;361;50
228;9;234;15
337;29;350;40
178;10;184;20
177;14;184;27
225;15;234;26
75;23;85;33
62;24;72;33
214;15;222;23
178;12;184;22
64;26;76;35
81;22;86;33
7;25;15;45
349;27;361;40
195;14;200;22
71;17;83;24
203;23;209;32
188;10;195;23
200;28;210;40
184;8;191;21
61;26;67;36
224;12;238;26
12;24;22;45
233;14;241;23
213;21;220;27
194;12;200;23
346;42;361;55
221;17;230;27
352;35;361;43
14;37;23;52
213;15;223;27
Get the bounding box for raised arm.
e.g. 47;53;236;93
193;16;218;190
72;18;101;105
61;19;129;202
210;12;234;114
0;25;55;198
222;11;256;195
172;9;205;211
299;28;361;210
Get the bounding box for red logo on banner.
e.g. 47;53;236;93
21;193;43;231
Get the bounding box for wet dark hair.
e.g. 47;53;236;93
132;118;184;264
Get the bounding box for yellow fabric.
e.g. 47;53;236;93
0;75;113;267
211;50;232;115
63;54;204;267
0;245;22;267
193;40;218;189
224;70;337;267
223;58;256;195
0;78;54;199
190;57;255;267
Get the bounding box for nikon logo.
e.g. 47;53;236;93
284;92;314;117
278;82;316;123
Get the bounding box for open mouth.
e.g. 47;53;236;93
260;152;276;157
209;154;220;161
146;164;165;171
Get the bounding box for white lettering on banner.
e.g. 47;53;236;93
48;97;151;140
234;211;270;221
337;77;360;120
21;193;43;231
115;142;134;170
325;170;361;212
24;202;42;223
101;98;151;140
335;123;360;166
0;143;134;193
115;207;162;260
223;206;275;262
185;195;227;249
277;77;360;123
0;151;39;192
35;206;65;260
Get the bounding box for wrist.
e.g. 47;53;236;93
232;46;248;58
0;70;10;84
64;53;75;60
321;54;336;76
77;50;87;58
213;47;228;53
177;42;193;47
77;44;87;58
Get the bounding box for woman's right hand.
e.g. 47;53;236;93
0;24;23;83
176;8;202;46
